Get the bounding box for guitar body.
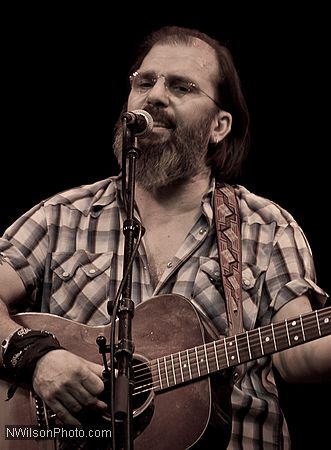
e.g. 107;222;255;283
0;294;231;450
2;295;330;449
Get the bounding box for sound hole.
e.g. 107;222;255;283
99;354;154;438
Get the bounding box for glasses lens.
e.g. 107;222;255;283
130;72;218;105
131;72;156;93
168;77;194;97
130;72;195;97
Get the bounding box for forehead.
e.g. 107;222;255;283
139;38;219;82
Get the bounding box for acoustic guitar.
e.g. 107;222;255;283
1;294;330;449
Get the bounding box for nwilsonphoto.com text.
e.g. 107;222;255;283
5;425;112;440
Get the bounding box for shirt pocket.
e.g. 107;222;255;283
241;264;265;329
191;257;228;333
50;250;113;323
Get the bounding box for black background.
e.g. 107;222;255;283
2;4;330;449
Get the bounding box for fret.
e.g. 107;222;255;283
203;344;210;373
307;309;331;339
186;348;200;379
195;346;208;375
170;354;177;385
202;342;221;373
260;325;278;354
148;360;162;392
231;331;252;365
285;319;291;346
316;310;321;335
181;349;194;381
213;340;229;371
272;321;289;351
245;329;264;360
178;351;184;383
258;328;264;356
301;312;317;341
186;349;192;379
213;341;219;371
174;354;182;384
286;318;305;347
271;323;278;351
157;358;163;390
224;337;239;366
299;316;306;341
246;331;252;360
155;356;169;389
194;347;200;377
234;335;241;363
223;337;229;366
163;356;170;387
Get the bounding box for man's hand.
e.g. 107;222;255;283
32;349;108;426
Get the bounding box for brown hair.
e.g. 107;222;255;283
128;25;250;182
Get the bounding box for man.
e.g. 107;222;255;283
0;26;329;449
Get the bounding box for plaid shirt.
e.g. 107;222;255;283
0;175;327;449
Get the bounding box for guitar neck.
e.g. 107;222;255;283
150;306;331;392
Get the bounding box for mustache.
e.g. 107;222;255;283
143;106;176;129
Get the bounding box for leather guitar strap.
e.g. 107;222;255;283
214;183;243;339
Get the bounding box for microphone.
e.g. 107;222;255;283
121;109;153;136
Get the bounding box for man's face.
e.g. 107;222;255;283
113;39;221;190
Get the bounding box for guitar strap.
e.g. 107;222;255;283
214;183;243;339
197;182;244;441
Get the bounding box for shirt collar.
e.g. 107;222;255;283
89;174;217;222
88;175;123;216
200;177;216;228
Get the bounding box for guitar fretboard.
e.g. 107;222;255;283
147;306;331;392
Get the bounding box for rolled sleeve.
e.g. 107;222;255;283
266;221;328;312
0;202;48;302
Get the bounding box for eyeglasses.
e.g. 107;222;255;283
129;71;222;109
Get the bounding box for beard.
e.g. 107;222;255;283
113;106;216;191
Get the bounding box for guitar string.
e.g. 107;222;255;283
131;308;331;382
130;309;331;396
132;311;331;384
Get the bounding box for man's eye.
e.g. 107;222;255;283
171;83;192;95
137;79;154;89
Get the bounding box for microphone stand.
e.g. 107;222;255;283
113;121;144;449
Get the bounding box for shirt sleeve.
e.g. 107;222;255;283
265;220;328;314
0;201;48;303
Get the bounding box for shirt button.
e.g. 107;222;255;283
62;271;70;277
199;228;207;234
167;262;173;268
89;268;96;274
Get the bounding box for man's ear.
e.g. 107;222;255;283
210;110;232;144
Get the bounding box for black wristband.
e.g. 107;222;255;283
2;328;64;399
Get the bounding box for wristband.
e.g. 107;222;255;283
1;327;25;357
2;327;64;399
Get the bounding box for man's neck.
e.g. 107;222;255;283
135;171;211;224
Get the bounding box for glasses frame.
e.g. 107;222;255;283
129;71;222;109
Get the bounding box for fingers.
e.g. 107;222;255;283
85;359;106;379
33;350;108;426
51;389;108;427
49;396;83;427
67;379;108;412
